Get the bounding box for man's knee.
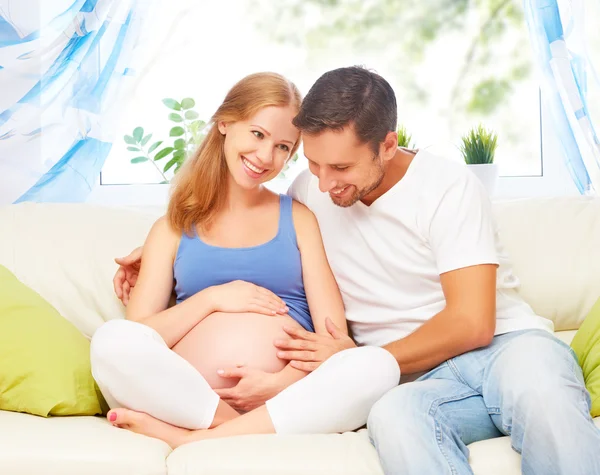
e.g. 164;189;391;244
496;332;589;416
368;382;427;427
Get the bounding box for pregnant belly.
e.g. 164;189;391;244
172;312;303;389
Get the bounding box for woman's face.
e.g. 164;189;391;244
218;105;299;189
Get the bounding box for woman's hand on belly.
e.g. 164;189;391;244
172;312;304;389
208;281;289;316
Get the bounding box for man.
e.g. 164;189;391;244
113;66;600;474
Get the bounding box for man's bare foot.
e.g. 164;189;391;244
108;409;192;449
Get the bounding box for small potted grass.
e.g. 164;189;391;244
397;125;415;149
460;124;499;195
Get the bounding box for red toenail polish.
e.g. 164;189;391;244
109;413;117;422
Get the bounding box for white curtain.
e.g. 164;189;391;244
524;0;600;194
0;0;155;203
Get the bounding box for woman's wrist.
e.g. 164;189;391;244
191;286;219;317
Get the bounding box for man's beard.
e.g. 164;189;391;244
330;164;385;208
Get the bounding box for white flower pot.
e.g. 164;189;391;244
467;163;498;197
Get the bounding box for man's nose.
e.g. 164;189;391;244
318;170;337;193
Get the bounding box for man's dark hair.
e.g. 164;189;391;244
293;66;397;154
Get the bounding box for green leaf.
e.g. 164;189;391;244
174;138;186;149
164;156;179;172
175;161;183;173
148;141;163;154
160;180;170;184
127;146;140;152
181;98;195;110
162;98;182;111
192;120;206;129
154;147;174;160
170;126;185;137
169;113;183;123
133;127;144;142
141;134;153;146
459;124;498;165
131;157;148;164
124;135;137;145
185;110;199;120
173;150;185;159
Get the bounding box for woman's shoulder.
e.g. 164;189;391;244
290;198;319;241
145;216;181;253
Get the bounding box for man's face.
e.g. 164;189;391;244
302;126;385;207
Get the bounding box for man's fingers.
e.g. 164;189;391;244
325;317;342;339
282;325;318;341
113;269;124;298
290;360;320;372
122;281;130;306
276;350;316;362
273;339;317;351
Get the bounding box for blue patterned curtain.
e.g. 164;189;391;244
0;0;155;204
524;0;600;194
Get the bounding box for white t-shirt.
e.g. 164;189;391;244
288;150;553;347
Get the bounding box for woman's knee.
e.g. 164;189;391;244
90;319;155;372
341;346;400;392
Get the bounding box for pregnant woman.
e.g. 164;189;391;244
90;72;399;449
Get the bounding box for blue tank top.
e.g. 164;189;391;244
173;194;314;332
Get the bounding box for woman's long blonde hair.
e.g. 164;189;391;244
167;72;302;234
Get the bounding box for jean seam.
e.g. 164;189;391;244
447;359;470;387
429;389;479;475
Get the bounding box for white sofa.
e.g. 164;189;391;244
0;197;599;475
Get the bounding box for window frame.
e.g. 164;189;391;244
88;95;580;206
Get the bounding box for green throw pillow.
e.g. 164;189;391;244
0;265;108;417
571;296;600;417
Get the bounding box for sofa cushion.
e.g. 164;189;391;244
571;297;600;416
166;419;600;475
493;197;600;331
0;203;159;338
0;265;107;417
468;417;600;475
0;410;170;475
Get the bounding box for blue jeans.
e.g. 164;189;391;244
367;329;600;475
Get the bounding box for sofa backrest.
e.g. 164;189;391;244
0;197;599;337
493;196;600;331
0;203;159;338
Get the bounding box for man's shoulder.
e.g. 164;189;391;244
412;149;478;194
287;169;316;204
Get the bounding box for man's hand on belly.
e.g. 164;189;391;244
215;366;280;412
274;317;356;372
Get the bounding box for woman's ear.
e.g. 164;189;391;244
217;121;227;135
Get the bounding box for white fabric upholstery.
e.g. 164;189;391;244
493;197;600;331
0;197;599;475
0;410;170;475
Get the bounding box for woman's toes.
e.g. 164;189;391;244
108;408;135;427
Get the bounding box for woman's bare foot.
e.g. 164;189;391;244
108;409;193;449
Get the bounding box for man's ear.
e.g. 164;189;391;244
380;131;398;161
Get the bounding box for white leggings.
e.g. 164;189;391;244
90;319;400;434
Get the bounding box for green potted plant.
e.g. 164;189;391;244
459;124;499;195
397;125;415;149
125;97;298;184
124;98;206;183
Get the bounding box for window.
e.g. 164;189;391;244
97;0;548;201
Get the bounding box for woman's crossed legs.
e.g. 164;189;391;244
90;319;400;448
